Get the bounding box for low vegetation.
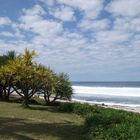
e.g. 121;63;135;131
59;102;140;140
0;99;140;140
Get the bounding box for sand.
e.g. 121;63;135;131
104;104;140;113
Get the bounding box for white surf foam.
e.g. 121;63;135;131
72;98;140;107
72;86;140;97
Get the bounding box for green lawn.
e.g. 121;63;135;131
0;102;85;140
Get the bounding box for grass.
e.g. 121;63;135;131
0;101;86;140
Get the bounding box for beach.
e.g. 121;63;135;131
71;99;140;113
72;81;140;114
103;104;140;113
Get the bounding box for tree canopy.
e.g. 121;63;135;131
0;49;73;107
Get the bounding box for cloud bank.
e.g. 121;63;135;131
0;0;140;81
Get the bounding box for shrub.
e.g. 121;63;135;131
73;103;99;116
59;102;74;112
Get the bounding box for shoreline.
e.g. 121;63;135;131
70;99;140;114
12;93;140;114
104;104;140;113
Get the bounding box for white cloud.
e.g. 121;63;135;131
0;17;11;26
114;17;140;32
19;5;62;36
0;31;14;37
106;0;140;17
22;4;46;16
39;0;55;6
78;19;110;31
1;1;140;80
50;6;75;21
58;0;103;19
95;30;132;44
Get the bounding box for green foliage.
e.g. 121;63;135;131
0;56;7;66
59;102;140;140
55;73;73;100
6;51;16;60
0;50;16;100
73;103;99;116
0;50;16;66
59;102;75;112
38;67;73;105
0;49;73;106
59;102;99;116
0;64;15;100
86;109;140;140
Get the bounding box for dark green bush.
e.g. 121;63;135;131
87;109;140;140
73;103;99;116
59;102;75;112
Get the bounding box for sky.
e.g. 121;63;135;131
0;0;140;81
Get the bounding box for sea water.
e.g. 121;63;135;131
72;82;140;107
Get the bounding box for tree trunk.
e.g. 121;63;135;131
0;92;3;99
0;87;3;99
6;86;11;101
3;88;10;101
44;93;51;105
22;95;29;108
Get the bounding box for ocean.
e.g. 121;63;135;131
72;82;140;107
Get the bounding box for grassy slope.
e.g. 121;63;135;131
0;102;85;140
1;101;140;140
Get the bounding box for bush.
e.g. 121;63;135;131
59;102;75;112
59;102;100;115
31;96;44;104
73;103;100;116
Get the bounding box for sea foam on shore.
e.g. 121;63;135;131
72;86;140;107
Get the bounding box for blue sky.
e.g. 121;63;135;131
0;0;140;81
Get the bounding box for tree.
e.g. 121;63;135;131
53;73;73;102
0;56;7;66
9;49;43;107
0;51;16;100
42;72;73;105
0;74;3;99
0;65;14;101
37;66;56;105
6;51;16;60
0;50;16;66
0;48;73;107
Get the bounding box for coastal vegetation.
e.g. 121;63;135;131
0;49;140;140
0;49;73;107
0;100;140;140
59;102;140;140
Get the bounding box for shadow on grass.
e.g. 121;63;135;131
29;105;59;113
0;117;87;140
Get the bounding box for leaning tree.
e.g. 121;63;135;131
41;71;73;105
